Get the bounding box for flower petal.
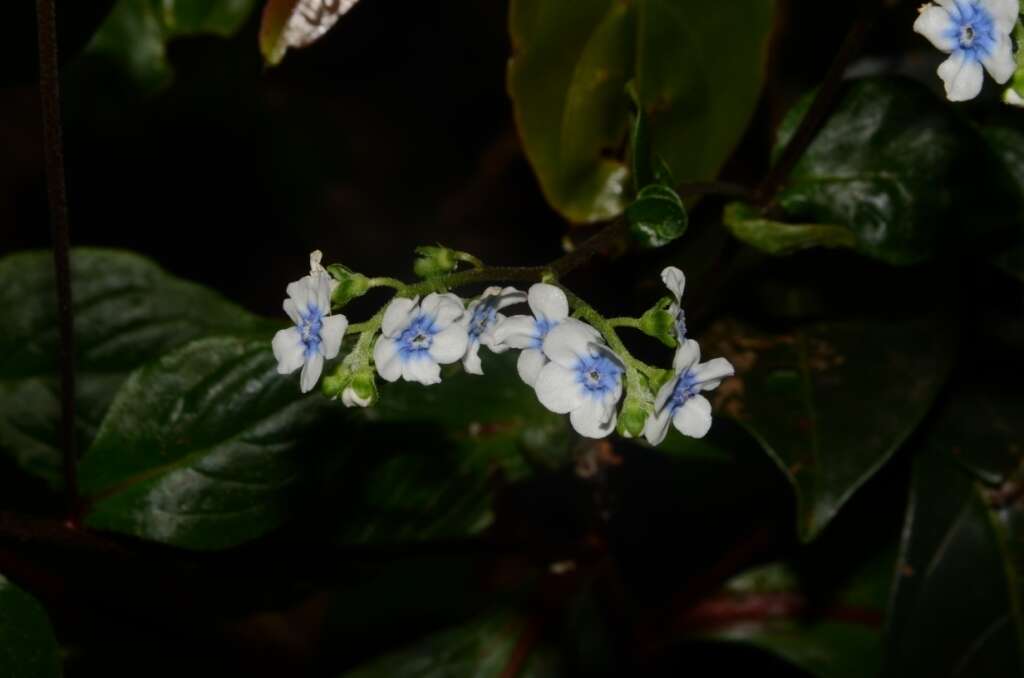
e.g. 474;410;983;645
381;296;419;337
517;348;547;386
320;314;348;360
342;386;372;408
528;283;569;322
272;328;305;375
463;342;483;375
938;51;985;102
672;339;701;373
570;397;616;439
643;407;674;446
421;292;465;329
692;357;735;390
980;0;1020;32
313;271;332;312
535;362;584;414
982;32;1016;84
300;352;324;393
402;355;441;385
913;4;958;52
373;336;402;382
283;298;302;325
494;286;528;310
286;276;313;310
653;373;679;412
429;324;469;364
661;266;686;302
672;394;713;439
492;315;540;349
543;319;601;368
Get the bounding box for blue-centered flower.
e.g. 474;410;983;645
273;271;349;393
374;293;469;385
914;0;1018;101
534;319;625;439
492;283;599;386
643;339;734;444
460;286;527;375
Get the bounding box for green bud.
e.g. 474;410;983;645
321;365;353;399
327;264;371;308
617;392;652;438
343;369;378;407
639;296;678;348
413;245;458;278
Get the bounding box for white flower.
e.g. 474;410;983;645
272;272;348;393
534;319;625;439
309;249;339;293
643;339;734;445
461;286;527;375
914;0;1019;102
661;266;688;343
492;283;594;386
373;293;468;385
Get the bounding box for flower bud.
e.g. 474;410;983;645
639;296;678;348
413;245;458;278
321;365;352;399
617;392;652;438
327;264;371;307
342;369;378;408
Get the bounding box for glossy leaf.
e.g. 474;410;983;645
885;449;1024;677
86;0;259;92
78;336;328;550
983;124;1024;282
339;611;562;677
260;0;360;66
723;201;856;256
627;184;688;248
327;353;571;544
773;77;1019;264
0;576;62;678
0;249;268;489
702;312;955;541
508;0;775;223
699;556;890;678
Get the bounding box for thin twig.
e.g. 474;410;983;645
753;13;875;207
35;0;80;525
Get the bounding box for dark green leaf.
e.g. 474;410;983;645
78;336;327;550
508;0;775;222
723;201;857;256
626;184;688;248
774;77;1019;264
327;353;571;544
86;0;259;92
885;449;1024;677
0;575;62;678
699;555;890;678
982;124;1024;282
339;611;562;677
702;311;955;541
0;249;269;489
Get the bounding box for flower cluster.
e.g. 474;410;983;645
272;254;735;445
914;0;1019;101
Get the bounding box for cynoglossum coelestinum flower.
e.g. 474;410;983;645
374;293;468;385
662;266;688;343
461;286;527;375
914;0;1019;102
534;319;625;439
492;283;598;386
273;272;348;393
643;339;734;445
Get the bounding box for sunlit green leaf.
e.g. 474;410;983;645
773;77;1019;264
508;0;775;222
0;249;269;489
627;184;688;248
723;202;856;256
0;575;61;678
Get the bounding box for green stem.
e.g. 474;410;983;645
345;308;385;336
368;277;405;290
606;317;642;330
454;251;485;270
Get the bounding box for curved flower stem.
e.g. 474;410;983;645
345;308;385;336
454;251;485;270
368;277;406;290
606;317;642;330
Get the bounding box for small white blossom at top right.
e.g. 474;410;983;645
914;0;1019;102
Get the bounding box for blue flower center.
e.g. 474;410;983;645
299;303;323;358
669;371;699;413
398;314;438;361
675;309;688;341
574;353;623;398
530;317;555;349
947;0;996;56
468;302;497;341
